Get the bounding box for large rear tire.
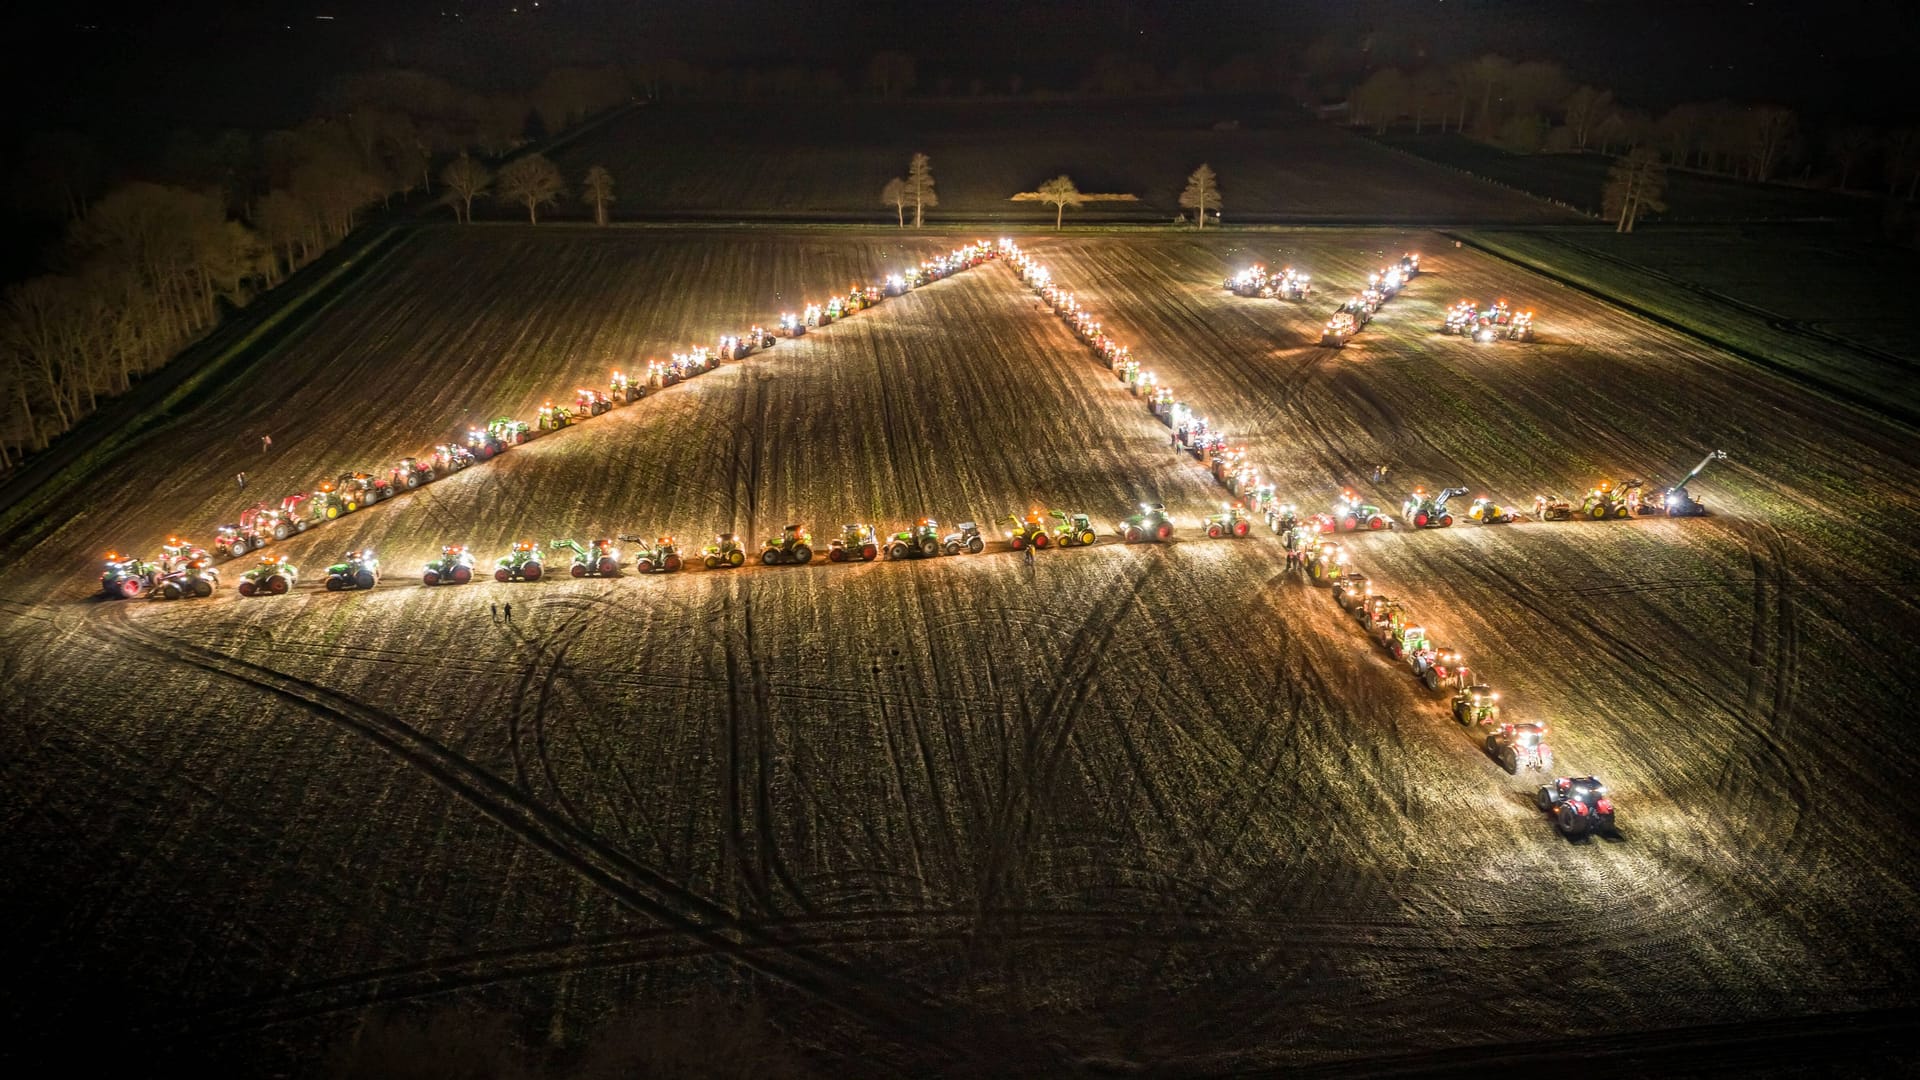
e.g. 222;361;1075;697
1414;512;1428;527
424;571;440;586
1558;806;1588;836
705;556;720;570
637;559;654;574
452;566;471;584
1034;533;1050;549
793;544;812;565
1207;524;1224;539
1156;523;1173;541
944;541;960;556
570;562;587;578
326;576;344;591
763;549;780;566
1125;527;1142;543
238;579;257;597
1537;787;1556;811
889;542;909;560
863;544;877;561
1079;530;1095;546
521;562;541;581
665;555;682;572
919;538;938;558
1233;520;1250;537
119;578;143;599
729;550;744;567
1499;746;1517;775
193;578;214;598
1342;515;1358;532
273;523;291;541
1010;535;1025;551
829;548;845;563
1589;505;1607;520
268;575;289;595
968;536;984;554
354;569;375;590
496;568;512;582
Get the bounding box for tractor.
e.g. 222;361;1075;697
1333;573;1372;613
272;494;316;540
1331;490;1392;532
494;541;544;582
1266;502;1299;535
324;550;380;591
535;402;574;433
215;505;275;558
100;552;160;599
552;538;621;577
310;482;352;521
609;370;644;404
1412;647;1470;692
1005;511;1052;550
1355;595;1401;638
576;389;613;417
423;545;476;586
1398;252;1420;278
884;520;944;560
1441;300;1479;336
1506;310;1536;341
433;443;476;474
1533;494;1574;521
157;558;220;600
391;457;436;490
943;522;986;555
1486;723;1553;775
1274;267;1311;299
1119;503;1176;544
1402;486;1468;529
1383;621;1429;662
214;523;255;560
1452;684;1501;727
237;556;297;597
1204;503;1253;539
761;525;814;565
1638;450;1726;517
338;472;392;510
1536;776;1617;837
1049;510;1098;548
1320;311;1357;348
702;534;748;569
1305;541;1348;585
1468;496;1517;524
621;536;684;573
804;303;826;328
828;524;880;562
1580;479;1639;520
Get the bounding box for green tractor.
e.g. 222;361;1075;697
324;550;380;591
535;401;575;433
620;535;684;573
1580;479;1638;520
1381;616;1429;661
471;418;528;459
1452;684;1502;727
702;534;748;570
609;369;644;405
1049;510;1098;547
1005;511;1052;550
883;520;943;560
100;552;160;599
1402;486;1468;529
423;544;475;586
1203;503;1254;539
761;524;815;566
1118;502;1175;543
828;524;880;562
157;558;220;600
237;555;297;596
552;537;622;578
1305;540;1348;585
495;541;544;582
310;481;352;521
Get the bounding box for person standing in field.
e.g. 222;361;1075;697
236;471;246;491
261;434;273;453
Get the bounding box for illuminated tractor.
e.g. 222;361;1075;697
843;287;868;313
1005;511;1052;550
422;544;476;586
100;552;160;599
1452;684;1502;727
1506;310;1535;341
324;549;380;591
493;417;531;445
943;521;985;555
750;325;777;348
719;334;750;361
761;524;814;566
1441;299;1479;336
548;537;620;577
1580;479;1639;520
823;296;846;321
1332;573;1372;614
883;275;907;297
338;471;392;510
1305;540;1347;585
1209;445;1245;482
310;482;351;521
215;523;254;560
1119;502;1176;544
621;535;684;574
778;312;806;337
1469;496;1517;524
156;536;210;574
1381;617;1429;661
1266;501;1299;535
391;456;436;490
1320;311;1358;348
608;369;642;404
1150;386;1174;418
884;520;944;560
1048;510;1098;548
1532;494;1573;521
535;402;574;433
1398;252;1420;278
1355;595;1402;639
1331;490;1392;532
1486;722;1553;775
432;443;476;474
1360;284;1384;311
828;524;880;563
468;422;511;459
494;541;544;582
1275;267;1312;299
157;558;220;600
1204;503;1253;539
1536;776;1617;837
702;534;747;569
803;303;826;328
237;555;297;597
1412;647;1470;693
1638;450;1726;518
215;505;275;558
1402;486;1468;529
272;494;315;540
1226;266;1267;297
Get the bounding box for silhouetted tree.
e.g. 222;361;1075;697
1603;148;1667;233
882;177;908;226
1826;126;1876;190
440;153;490;223
496;154;564;223
1462;54;1514;134
1351;69;1409;132
1037;175;1084;229
907;153;937;226
582;165;615;225
1179;164;1221;227
1562;86;1614;149
1746;107;1798;181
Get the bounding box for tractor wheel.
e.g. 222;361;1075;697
1557;805;1588;836
862;544;877;561
793;545;812;564
829;548;845;563
345;501;359;513
496;568;512;582
1589;505;1607;520
944;541;960;556
1414;512;1429;527
570;562;587;578
1125;527;1142;543
889;542;909;560
295;521;308;534
452;566;471;584
1484;735;1498;756
1613;505;1631;520
918;538;938;558
705;556;720;570
325;505;340;520
118;578;142;598
163;581;184;600
1422;668;1438;691
268;575;289;595
1499;747;1518;775
1010;535;1025;551
424;571;440;586
1233;521;1250;537
1440;514;1453;527
1079;530;1095;546
273;523;291;541
1368;516;1386;530
192;578;214;598
599;558;618;576
1536;787;1556;811
664;555;682;572
326;576;344;591
238;579;257;597
637;559;654;574
1034;533;1050;549
763;549;781;566
1207;524;1224;539
968;536;985;554
1453;701;1467;724
477;445;494;460
728;550;744;567
521;563;541;581
1342;515;1359;532
1156;523;1173;541
405;474;419;489
354;570;376;590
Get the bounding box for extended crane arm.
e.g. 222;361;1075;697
1435;486;1471;513
1675;450;1727;488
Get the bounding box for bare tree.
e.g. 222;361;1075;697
253;191;313;282
582;165;615;225
907;153;937;227
440;153;491;223
496;154;565;223
1037;175;1084;230
1826;127;1876;190
882;177;909;226
1179;164;1221;228
1603;148;1668;233
1410;69;1452;133
1351;69;1409;133
866;52;916;100
1746;107;1798;182
1463;54;1515;134
1562;86;1614;150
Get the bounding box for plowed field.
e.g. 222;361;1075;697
0;226;1914;1073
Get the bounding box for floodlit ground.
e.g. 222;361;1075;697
0;226;1915;1073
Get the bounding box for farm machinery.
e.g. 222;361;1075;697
1452;684;1502;726
1379;614;1429;661
575;389;613;417
828;524;880;562
1402;486;1468;528
337;471;392;510
1273;267;1311;299
1398;253;1420;278
1411;646;1470;693
494;541;544;582
469;418;527;459
883;520;944;560
1006;511;1052;550
155;555;220;600
1536;776;1617;837
237;556;297;596
609;370;644;404
1580;479;1640;520
271;494;315;539
1532;494;1574;521
701;534;748;569
1204;503;1254;538
1441;300;1479;335
1468;496;1517;524
761;525;814;565
1049;510;1098;547
1333;573;1372;613
552;538;621;577
620;536;684;573
309;482;351;521
215;503;278;557
1319;490;1391;533
433;443;477;474
1635;450;1726;517
1486;722;1554;775
1321;311;1358;348
943;522;986;555
324;550;380;591
422;545;475;586
1305;540;1348;585
1355;595;1403;640
1119;503;1176;543
391;457;436;490
535;402;575;433
100;552;160;598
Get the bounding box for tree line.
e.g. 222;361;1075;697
0;66;633;470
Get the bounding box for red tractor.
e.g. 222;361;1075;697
575;388;613;417
1485;722;1554;775
1536;776;1617;837
391;457;436;490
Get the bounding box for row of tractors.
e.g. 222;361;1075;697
1441;298;1536;343
1223;264;1313;300
1320;254;1420;348
104;241;1005;599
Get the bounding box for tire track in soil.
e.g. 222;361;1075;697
714;585;776;916
84;603;983;1060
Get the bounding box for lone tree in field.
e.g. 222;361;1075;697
496;153;564;224
582;165;615;225
440;153;491;224
882;177;909;226
1603;147;1668;233
1037;175;1084;230
907;153;937;227
1179;164;1221;228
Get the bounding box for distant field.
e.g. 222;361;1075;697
526;101;1579;225
1380;133;1875;223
